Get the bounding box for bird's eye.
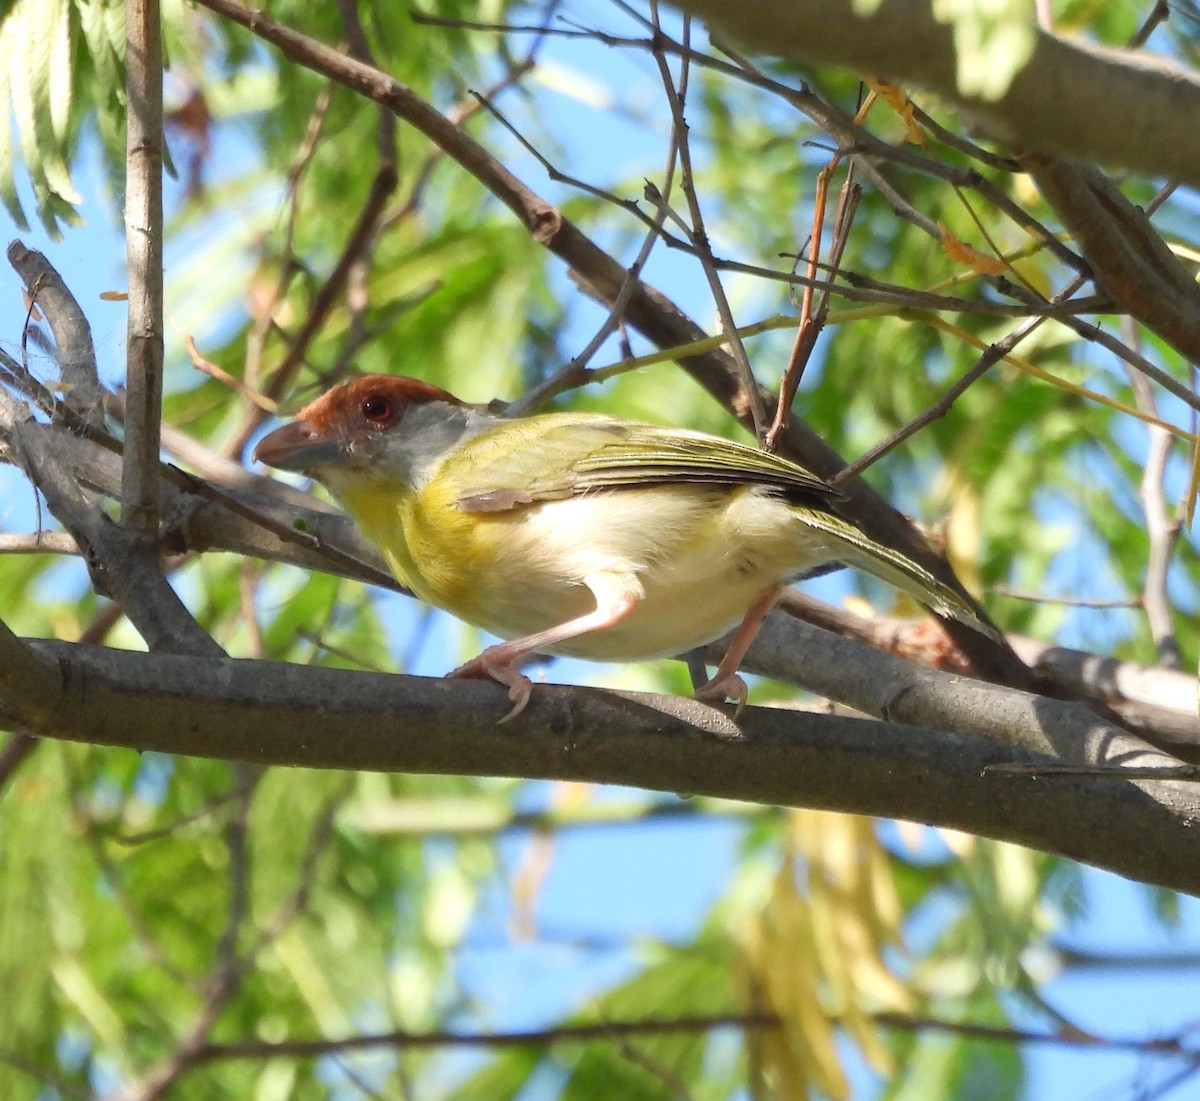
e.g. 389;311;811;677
361;394;395;424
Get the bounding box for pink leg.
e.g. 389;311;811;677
450;579;641;721
695;585;783;716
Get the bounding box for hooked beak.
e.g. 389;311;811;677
253;420;348;472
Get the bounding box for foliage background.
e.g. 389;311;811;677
2;1;1200;1099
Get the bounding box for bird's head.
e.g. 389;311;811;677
254;374;473;489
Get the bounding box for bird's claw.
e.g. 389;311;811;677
694;672;749;719
448;650;533;723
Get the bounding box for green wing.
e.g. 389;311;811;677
448;413;840;513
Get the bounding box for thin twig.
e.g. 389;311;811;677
767;163;861;448
174;1006;1200;1066
617;1038;696;1101
1122;315;1182;667
0;531;79;554
509;129;682;413
1132;0;1172;48
108;772;263;1101
994;588;1140;609
193;1014;779;1063
508;183;674;414
168;309;277;412
243;82;334;390
648;4;768;436
248;780;352;956
228;158;399;457
123;0;166;544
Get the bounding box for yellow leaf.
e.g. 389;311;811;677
1006;251;1054;299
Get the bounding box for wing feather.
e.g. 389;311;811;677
449;415;840;512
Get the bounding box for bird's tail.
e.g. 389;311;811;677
796;507;1002;642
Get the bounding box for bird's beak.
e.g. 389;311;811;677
253;420;348;472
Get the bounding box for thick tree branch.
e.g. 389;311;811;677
778;591;1200;749
0;616;63;726
35;421;394;587
2;639;1200;896
1021;154;1200;367
723;615;1181;770
22;436;210;653
671;0;1200;187
15;417;1194;764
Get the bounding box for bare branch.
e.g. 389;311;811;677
1022;154;1200;370
649;8;767;435
1122;317;1182;668
118;1005;1200;1071
3;638;1200;894
1010;637;1197;723
0;613;62;723
834;275;1085;484
1;408;216;655
718;610;1183;772
5;242;105;428
0;531;79;555
194;1013;777;1063
123;0;166;543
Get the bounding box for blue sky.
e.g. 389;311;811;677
2;6;1200;1099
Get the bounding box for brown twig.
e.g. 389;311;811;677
168;309;277;412
1131;0;1172;48
228;158;399;458
508;109;682;413
155;1006;1200;1068
123;0;166;545
648;6;768;436
192;1013;779;1063
243;83;334;391
766;161;861;448
1023;153;1200;370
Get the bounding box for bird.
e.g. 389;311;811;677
253;374;998;719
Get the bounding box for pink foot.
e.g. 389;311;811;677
695;672;749;717
448;648;534;722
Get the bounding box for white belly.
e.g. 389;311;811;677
463;486;843;661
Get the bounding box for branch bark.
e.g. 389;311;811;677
3;638;1200;896
123;0;165;543
5;241;105;428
